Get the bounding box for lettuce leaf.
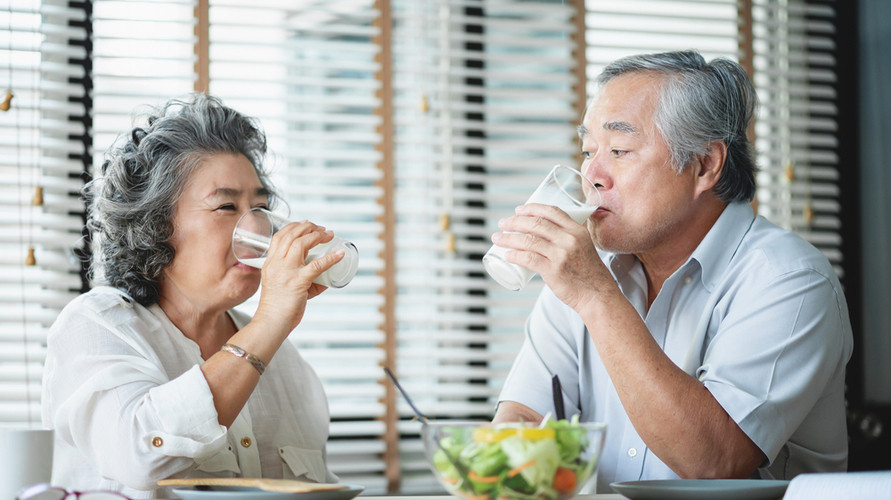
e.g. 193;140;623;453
499;435;561;488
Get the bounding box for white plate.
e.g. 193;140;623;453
172;485;364;500
610;479;790;500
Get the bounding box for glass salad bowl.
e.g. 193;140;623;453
420;417;607;500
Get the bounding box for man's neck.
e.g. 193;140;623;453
637;200;727;307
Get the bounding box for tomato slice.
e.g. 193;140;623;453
553;467;577;493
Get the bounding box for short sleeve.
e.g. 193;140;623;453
499;287;584;418
699;266;852;463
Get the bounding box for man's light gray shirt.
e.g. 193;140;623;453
498;201;853;492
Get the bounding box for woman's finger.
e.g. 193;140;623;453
268;223;332;263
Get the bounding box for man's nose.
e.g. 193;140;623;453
582;157;607;190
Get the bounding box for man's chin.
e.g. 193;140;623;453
591;233;637;255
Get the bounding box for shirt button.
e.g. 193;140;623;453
628;447;637;457
241;437;252;448
684;276;693;285
152;437;163;447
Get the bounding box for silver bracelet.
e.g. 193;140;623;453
221;343;266;375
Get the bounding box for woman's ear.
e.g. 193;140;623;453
693;141;727;197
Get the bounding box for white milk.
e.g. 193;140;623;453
563;205;597;224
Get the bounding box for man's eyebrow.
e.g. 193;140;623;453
206;187;270;198
577;121;639;139
603;120;638;135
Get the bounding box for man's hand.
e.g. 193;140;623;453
493;401;544;425
492;203;617;311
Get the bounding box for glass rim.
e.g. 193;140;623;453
549;164;601;208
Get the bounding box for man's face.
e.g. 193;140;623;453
580;72;702;255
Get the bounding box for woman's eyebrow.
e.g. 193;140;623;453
205;187;270;200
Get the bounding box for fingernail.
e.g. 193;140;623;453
492;233;502;242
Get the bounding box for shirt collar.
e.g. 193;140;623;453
602;201;755;292
691;201;756;291
604;250;638;282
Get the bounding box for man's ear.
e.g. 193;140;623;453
692;141;727;197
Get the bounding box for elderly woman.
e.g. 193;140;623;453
41;94;342;497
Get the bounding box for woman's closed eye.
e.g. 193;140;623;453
217;203;237;211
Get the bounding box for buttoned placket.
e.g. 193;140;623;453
163;311;262;477
615;424;646;480
228;404;261;477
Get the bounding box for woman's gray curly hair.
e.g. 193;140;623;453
85;93;278;306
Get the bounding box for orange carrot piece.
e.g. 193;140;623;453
468;471;500;484
506;459;536;478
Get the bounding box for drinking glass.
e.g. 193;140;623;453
1;427;53;500
482;164;601;291
232;208;359;288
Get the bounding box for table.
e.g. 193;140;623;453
361;496;626;500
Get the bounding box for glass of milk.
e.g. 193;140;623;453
232;208;359;288
483;164;601;291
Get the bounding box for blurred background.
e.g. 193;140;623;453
1;0;887;494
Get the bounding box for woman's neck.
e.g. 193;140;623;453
157;289;236;360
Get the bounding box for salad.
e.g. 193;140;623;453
429;416;600;500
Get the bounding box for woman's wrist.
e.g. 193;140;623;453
220;343;266;374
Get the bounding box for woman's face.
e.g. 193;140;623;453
161;152;269;313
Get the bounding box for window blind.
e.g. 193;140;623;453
206;0;389;492
390;0;582;493
91;0;196;166
584;0;741;95
0;0;88;426
750;0;844;274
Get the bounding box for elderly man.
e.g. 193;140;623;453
492;50;852;491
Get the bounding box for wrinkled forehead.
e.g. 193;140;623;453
579;72;664;138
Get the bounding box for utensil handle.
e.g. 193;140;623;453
552;374;566;420
384;366;428;424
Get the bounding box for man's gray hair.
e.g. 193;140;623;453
595;50;758;203
85;93;278;306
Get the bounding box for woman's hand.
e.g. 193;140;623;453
252;220;345;336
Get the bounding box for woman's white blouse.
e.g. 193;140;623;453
41;286;336;499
